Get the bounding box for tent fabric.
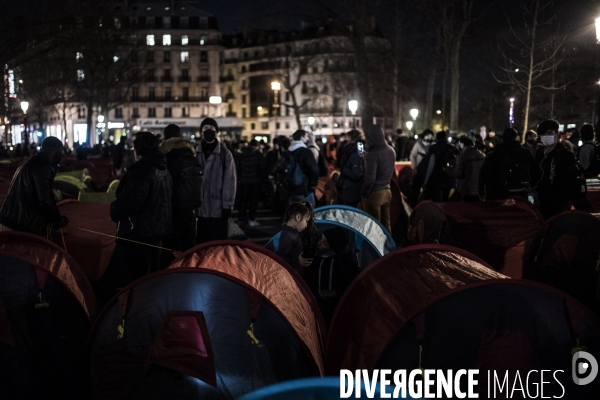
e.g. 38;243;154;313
169;241;326;375
0;232;97;318
238;377;420;400
314;205;396;256
407;201;448;245
77;192;117;203
60;156;115;187
90;248;324;399
325;245;506;374
523;211;600;314
0;232;96;399
374;280;600;397
53;200;116;281
436;197;544;278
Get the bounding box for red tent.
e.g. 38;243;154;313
90;241;325;399
325;244;506;373
436;197;544;278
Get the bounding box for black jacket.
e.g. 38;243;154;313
0;153;62;235
533;142;578;215
110;150;173;239
288;142;319;197
479;140;534;200
239;145;265;185
160;138;202;211
339;143;364;205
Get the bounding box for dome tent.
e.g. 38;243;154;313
0;232;97;399
90;241;325;399
267;205;396;269
374;280;600;398
524;210;600;314
325;244;506;373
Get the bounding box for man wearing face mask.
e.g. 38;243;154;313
0;137;68;235
195;118;237;243
533;120;579;219
522;130;542;159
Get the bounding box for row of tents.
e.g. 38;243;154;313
1;201;600;398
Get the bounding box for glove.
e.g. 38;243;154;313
52;215;69;230
222;208;232;219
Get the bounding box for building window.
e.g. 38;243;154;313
77;69;85;81
147;69;155;81
242;94;246;104
163;17;171;29
301;81;308;94
201;87;208;100
130;17;138;27
164;69;171;79
114;18;121;29
241;80;247;90
146;34;155;46
131;87;139;101
147;51;154;62
148;107;156;117
164;88;171;100
285;122;290;129
251;123;255;130
181;69;189;81
164;107;172;117
285;106;290;116
115;108;123;118
181;17;189;29
200;51;207;62
200;36;207;45
241;65;246;73
261;122;268;130
146;17;154;28
131;51;138;62
149;87;155;100
181;35;188;45
132;107;139;118
76;52;83;62
276;122;280;129
200;18;208;29
163;34;171;46
182;107;188;117
242;108;246;118
182;87;189;100
163;51;171;62
180;51;189;63
77;106;86;119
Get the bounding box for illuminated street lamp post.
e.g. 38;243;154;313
348;100;358;128
271;81;280;136
406;121;413;131
209;96;222;118
20;101;29;145
409;108;418;135
509;98;515;128
97;114;105;142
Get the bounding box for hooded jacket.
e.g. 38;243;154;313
110;149;173;239
362;125;396;198
287;141;319;196
479;140;534;200
196;141;237;218
159;137;202;210
238;145;265;185
454;146;485;197
533;142;578;209
0;153;62;235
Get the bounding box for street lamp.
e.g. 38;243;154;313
348;100;358;115
20;101;29;145
509;98;515;128
410;108;419;120
271;81;280;136
406;121;413;131
97;114;105;141
307;116;316;125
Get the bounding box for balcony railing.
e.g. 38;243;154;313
178;76;191;82
128;96;212;103
220;74;235;82
161;77;173;82
197;76;210;82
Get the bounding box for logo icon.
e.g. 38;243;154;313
572;351;598;385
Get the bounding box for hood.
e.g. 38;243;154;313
365;125;386;147
139;149;167;171
289;140;307;152
159;137;196;156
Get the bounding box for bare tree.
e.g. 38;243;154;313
493;0;568;135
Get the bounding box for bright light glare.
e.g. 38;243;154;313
410;108;419;120
510;98;515;102
182;35;188;45
348;100;358;115
146;35;155;46
596;17;600;43
406;121;413;130
436;110;441;114
209;96;222;104
20;101;29;114
308;116;316;125
271;81;281;91
163;35;171;46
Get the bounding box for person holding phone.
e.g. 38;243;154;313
336;130;366;207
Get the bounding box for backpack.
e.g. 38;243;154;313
274;151;305;190
173;157;204;210
582;142;600;178
497;150;530;194
438;145;459;182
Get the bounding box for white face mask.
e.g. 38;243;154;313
540;135;556;147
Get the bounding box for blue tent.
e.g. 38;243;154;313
267;205;396;269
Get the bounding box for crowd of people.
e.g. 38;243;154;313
1;117;597;313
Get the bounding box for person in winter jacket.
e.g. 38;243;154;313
362;125;396;232
337;130;365;207
533;120;580;219
422;131;460;202
195;118;237;243
522;130;543;159
237;139;266;227
159;124;202;252
578;124;596;172
287;130;319;207
0;137;69;235
110;132;172;283
453;137;485;201
479;128;534;201
410;130;432;169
